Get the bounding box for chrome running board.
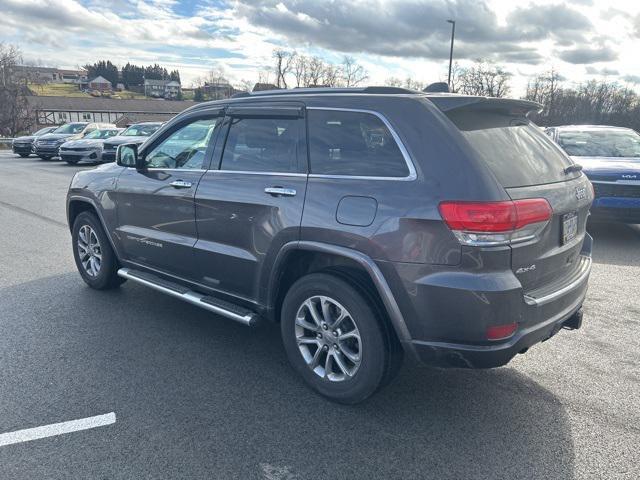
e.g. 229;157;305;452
117;268;257;326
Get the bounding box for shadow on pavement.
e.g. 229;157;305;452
0;273;575;479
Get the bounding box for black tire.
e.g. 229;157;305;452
66;159;78;165
281;273;401;404
38;156;51;161
18;153;30;158
72;211;125;290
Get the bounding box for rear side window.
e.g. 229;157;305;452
220;117;301;173
447;111;577;187
308;110;410;178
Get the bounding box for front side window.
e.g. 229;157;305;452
144;118;218;170
308;110;410;177
220;117;301;173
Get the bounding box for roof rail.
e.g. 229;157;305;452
228;86;420;98
361;86;417;94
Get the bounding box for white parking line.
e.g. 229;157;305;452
0;412;116;447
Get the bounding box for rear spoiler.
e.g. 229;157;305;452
427;95;543;117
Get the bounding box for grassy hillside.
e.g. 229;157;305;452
27;83;147;99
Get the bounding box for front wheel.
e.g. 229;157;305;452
72;211;125;289
18;153;30;158
66;159;78;165
38;156;51;161
281;273;402;404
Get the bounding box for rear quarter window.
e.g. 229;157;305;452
308;109;410;178
447;111;578;187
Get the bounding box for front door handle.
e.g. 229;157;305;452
170;180;192;189
264;187;297;197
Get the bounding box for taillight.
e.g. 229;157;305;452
439;199;552;246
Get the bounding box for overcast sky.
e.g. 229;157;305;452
1;0;638;95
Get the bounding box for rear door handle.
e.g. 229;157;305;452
170;180;192;189
264;187;297;197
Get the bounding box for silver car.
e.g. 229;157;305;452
59;128;123;165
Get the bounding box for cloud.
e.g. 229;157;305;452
233;0;596;65
622;75;640;84
558;45;618;64
585;66;619;75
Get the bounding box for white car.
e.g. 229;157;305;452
59;128;123;165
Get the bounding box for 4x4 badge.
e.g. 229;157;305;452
575;186;586;200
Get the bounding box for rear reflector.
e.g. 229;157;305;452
439;199;552;246
486;322;517;340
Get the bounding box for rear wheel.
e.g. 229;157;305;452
281;273;401;404
72;211;125;289
66;159;79;165
38;156;51;161
18;153;29;158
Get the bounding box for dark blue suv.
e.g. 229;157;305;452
547;125;640;223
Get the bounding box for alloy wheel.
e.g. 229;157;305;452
77;224;102;277
294;296;362;382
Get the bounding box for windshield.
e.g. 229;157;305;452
557;129;640;158
35;127;55;135
447;111;577;187
122;124;161;137
54;123;87;134
85;129;119;139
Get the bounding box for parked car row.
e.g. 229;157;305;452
12;122;163;165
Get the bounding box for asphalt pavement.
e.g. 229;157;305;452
0;150;638;479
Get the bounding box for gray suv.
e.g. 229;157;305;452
66;87;593;403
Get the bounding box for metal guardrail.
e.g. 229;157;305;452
0;138;15;146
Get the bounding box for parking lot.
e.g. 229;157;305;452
0;149;638;479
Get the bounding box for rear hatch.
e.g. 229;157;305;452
441;100;593;294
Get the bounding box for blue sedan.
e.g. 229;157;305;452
547;125;640;224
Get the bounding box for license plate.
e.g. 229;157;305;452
562;212;578;244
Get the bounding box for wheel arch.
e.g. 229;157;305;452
67;196;121;260
267;241;416;358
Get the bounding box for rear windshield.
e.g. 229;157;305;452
447;111;578;187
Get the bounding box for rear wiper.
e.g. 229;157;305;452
564;164;583;174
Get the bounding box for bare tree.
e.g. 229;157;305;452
385;77;404;87
458;60;512;98
0;43;32;136
273;49;295;89
304;56;325;87
341;56;368;87
292;54;307;87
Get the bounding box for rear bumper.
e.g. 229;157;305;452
412;297;585;368
380;233;593;368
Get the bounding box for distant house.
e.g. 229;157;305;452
88;76;112;92
24;96;194;128
13;66;87;84
144;79;182;99
202;81;239;100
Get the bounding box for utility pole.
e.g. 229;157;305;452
447;19;456;89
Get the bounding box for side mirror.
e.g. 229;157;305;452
116;143;142;168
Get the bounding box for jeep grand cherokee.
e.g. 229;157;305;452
66;87;593;404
